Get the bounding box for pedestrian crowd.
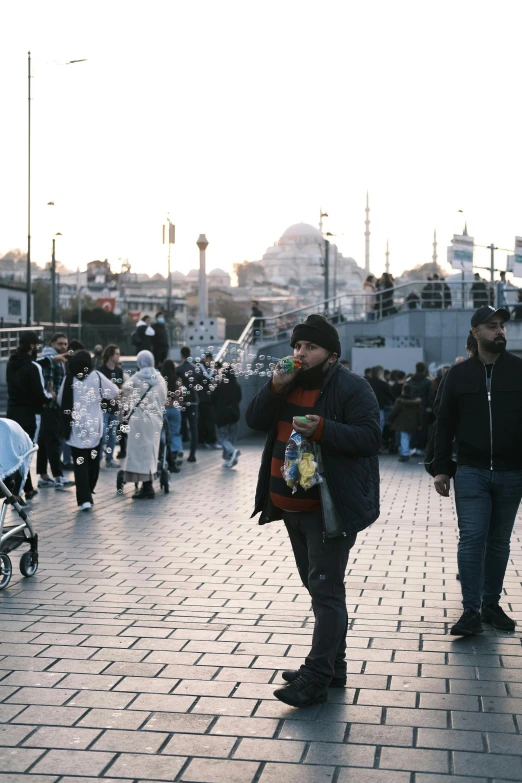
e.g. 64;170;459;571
5;323;242;511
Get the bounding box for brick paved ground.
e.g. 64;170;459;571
0;441;522;782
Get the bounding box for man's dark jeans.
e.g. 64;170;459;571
454;466;522;612
182;406;198;458
283;509;356;685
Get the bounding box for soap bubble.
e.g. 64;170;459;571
135;433;140;438
91;450;98;459
259;355;265;360
76;457;84;465
106;448;112;454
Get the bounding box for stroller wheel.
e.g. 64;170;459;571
19;550;38;578
161;468;170;494
116;470;125;492
0;553;12;589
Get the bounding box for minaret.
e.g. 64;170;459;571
432;228;438;269
385;239;390;274
364;192;370;275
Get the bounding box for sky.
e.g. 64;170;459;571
1;0;521;282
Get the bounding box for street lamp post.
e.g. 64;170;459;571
197;234;209;320
51;233;62;329
26;55;87;326
26;52;31;326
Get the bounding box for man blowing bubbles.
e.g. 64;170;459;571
434;305;522;636
247;314;381;708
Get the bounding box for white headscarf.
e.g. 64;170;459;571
135;350;159;384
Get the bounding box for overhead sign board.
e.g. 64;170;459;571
450;233;474;272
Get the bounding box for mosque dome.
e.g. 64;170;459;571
279;222;322;243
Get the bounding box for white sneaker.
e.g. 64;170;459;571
214;443;223;450
38;477;55;488
55;476;75;489
230;449;240;467
78;502;92;512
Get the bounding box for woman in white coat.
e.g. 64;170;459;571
58;350;119;511
121;350;167;499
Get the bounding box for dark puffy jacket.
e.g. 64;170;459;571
212;375;242;426
246;362;381;535
408;373;435;408
387;396;423;433
6;351;50;417
434;351;522;475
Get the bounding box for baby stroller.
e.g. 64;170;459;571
116;414;171;495
0;419;39;590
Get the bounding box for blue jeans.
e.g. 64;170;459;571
164;407;182;453
399;432;411;457
216;423;238;460
454;466;522;612
103;412;119;464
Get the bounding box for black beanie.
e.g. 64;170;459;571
290;314;341;357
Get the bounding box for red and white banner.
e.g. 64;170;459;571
128;311;141;322
97;297;116;312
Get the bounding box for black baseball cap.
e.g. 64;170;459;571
19;330;41;345
470;305;510;328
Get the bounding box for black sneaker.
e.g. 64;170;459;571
481;602;516;631
450;609;483;636
132;486;155;500
274;673;328;708
282;669;346;688
187;455;197;463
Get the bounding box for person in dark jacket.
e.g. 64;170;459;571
6;331;53;500
387;383;422;462
212;365;242;468
368;365;395;432
152;311;169;367
198;353;219;448
246;314;380;708
176;346;200;462
132;316;155;353
471;273;489;308
408;361;435;453
434;305;522;636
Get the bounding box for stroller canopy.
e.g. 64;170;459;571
0;419;35;486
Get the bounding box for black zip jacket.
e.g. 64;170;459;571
246;362;381;535
6;351;50;417
433;351;522;475
368;377;395;409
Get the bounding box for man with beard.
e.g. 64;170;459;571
246;314;380;707
434;305;522;635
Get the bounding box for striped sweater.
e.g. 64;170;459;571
270;385;325;513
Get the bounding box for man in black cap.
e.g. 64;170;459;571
434;305;522;635
6;331;54;501
246;314;380;707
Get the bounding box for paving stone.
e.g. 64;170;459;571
417;727;483;751
0;725;36;747
162;732;236;758
451;710;516;733
105;752;186;781
386;707;448;728
279;719;346;742
22;726;101;749
338;771;410;783
67;691;135;710
6;687;78;706
259;763;334;783
11;706;88;726
92;728;167;753
306;741;376;766
453;750;522;779
142;712;213;733
0;748;45;773
192;696;257;716
379;746;449;773
31;749;116;776
234;737;305;762
347;724;413;747
77;708;148;730
180;757;259;783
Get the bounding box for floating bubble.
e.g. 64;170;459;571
135;433;140;438
106;448;112;454
118;488;123;494
76;457;85;465
259;355;265;360
91;450;98;459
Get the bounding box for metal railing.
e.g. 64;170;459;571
216;279;511;365
0;327;44;360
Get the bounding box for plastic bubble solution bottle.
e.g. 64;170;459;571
279;358;302;374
